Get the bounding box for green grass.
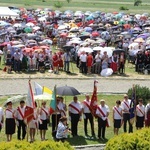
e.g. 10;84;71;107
0;94;125;145
0;0;149;13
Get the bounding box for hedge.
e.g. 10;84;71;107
0;140;74;150
105;128;150;150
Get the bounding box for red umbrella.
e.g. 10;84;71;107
92;31;100;37
123;24;131;29
0;42;10;46
22;48;34;53
40;45;49;49
60;32;68;37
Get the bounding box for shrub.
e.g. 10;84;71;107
105;128;150;150
134;0;142;6
119;6;129;10
127;84;150;104
0;140;74;150
54;1;63;8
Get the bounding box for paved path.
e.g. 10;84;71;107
0;78;149;96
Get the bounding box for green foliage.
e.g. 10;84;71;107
127;85;150;104
119;6;129;10
134;0;142;6
54;1;63;8
0;140;74;150
66;0;71;3
105;128;150;150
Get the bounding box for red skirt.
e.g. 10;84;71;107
58;60;63;68
110;62;118;72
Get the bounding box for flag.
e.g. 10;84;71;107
43;86;52;95
129;85;136;124
24;81;35;124
34;82;43;95
49;85;56;115
90;80;98;116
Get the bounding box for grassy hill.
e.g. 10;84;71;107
0;0;149;13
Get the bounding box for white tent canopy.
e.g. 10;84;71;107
0;7;19;17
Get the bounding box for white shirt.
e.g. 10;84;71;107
121;99;131;114
80;54;87;62
69;101;82;114
95;54;102;62
82;100;91;113
145;103;150;119
113;106;122;120
56;122;68;139
5;108;15;119
16;106;26;120
0;107;3;122
39;106;49;120
136;104;145;117
96;105;110;120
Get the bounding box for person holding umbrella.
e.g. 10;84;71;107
68;96;82;137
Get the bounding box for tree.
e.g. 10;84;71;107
66;0;71;3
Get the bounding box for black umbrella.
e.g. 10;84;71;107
62;45;74;51
113;49;125;55
56;85;80;96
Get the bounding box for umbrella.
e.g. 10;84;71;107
56;85;80;96
63;45;74;51
92;31;99;37
24;27;32;33
3;95;26;107
34;94;52;101
79;47;93;53
134;38;145;43
100;68;113;77
13;23;22;28
26;22;35;27
42;39;53;45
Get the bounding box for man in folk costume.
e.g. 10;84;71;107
38;101;50;141
82;94;95;139
51;97;64;135
145;100;150;127
96;99;110;140
136;99;145;130
15;100;26;140
69;96;82;137
121;94;133;133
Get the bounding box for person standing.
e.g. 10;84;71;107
145;100;150;127
15;100;26;140
121;94;133;133
5;101;16;142
113;100;123;135
80;51;87;74
51;97;64;137
136;99;145;130
82;94;95;138
94;50;102;74
68;96;82;137
118;52;125;74
86;53;93;74
6;50;12;74
63;51;71;73
38;101;49;141
0;106;4;132
96;99;110;140
13;49;21;73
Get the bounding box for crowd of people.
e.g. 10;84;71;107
0;94;150;142
0;8;149;75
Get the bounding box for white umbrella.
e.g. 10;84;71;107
12;44;25;48
3;95;26;107
79;47;93;53
13;23;22;28
100;68;113;77
102;47;114;57
93;46;104;51
33;26;40;31
34;94;52;101
128;42;139;49
26;22;35;27
58;25;67;30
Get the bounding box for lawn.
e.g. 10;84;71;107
0;94;125;145
0;0;149;13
